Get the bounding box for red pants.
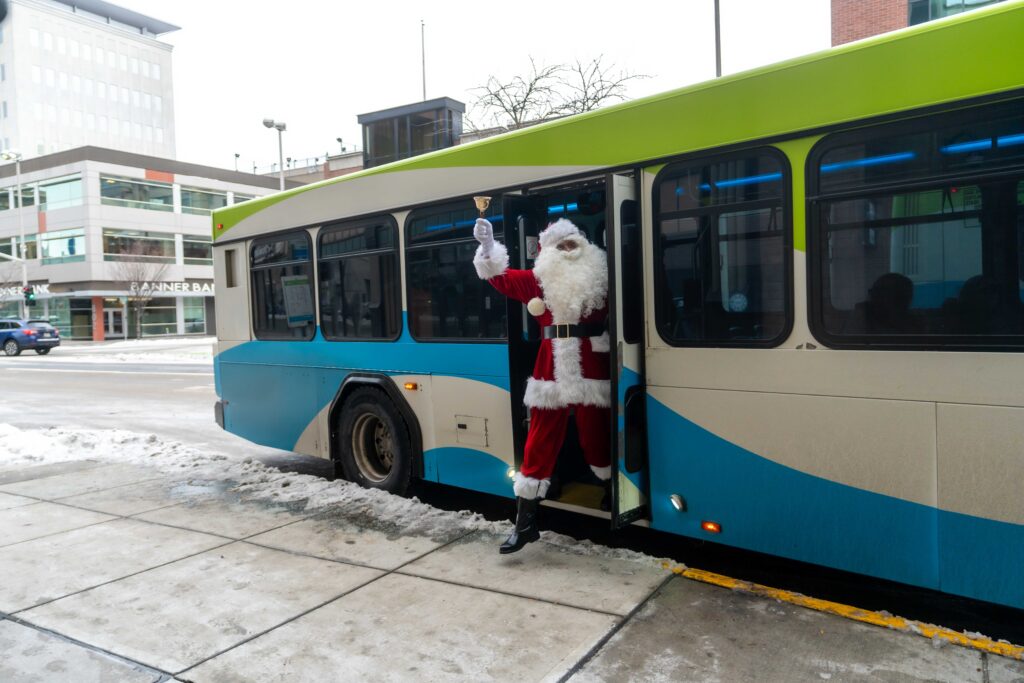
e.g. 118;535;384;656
521;405;611;480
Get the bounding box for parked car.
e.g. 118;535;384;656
0;319;61;356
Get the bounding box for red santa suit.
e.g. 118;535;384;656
473;218;611;500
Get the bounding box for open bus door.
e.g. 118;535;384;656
502;194;544;469
606;172;650;528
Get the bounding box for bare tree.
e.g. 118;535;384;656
469;57;566;131
558;56;649;116
109;246;170;339
469;55;651;134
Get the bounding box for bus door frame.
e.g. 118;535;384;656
606;171;651;528
502;194;544;469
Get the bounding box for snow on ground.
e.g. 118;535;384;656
0;423;661;564
47;337;214;365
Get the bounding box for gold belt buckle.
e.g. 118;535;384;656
557;323;570;338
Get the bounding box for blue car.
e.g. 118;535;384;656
1;319;61;356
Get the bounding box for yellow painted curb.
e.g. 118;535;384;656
662;562;1024;661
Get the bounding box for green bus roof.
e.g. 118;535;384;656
214;1;1024;237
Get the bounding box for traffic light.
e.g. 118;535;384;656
22;285;35;306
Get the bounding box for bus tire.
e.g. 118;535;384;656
335;387;413;495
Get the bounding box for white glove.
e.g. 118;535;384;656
474;218;495;256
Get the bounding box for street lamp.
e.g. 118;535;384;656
262;118;287;191
0;149;27;319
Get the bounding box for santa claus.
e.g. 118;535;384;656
473;216;611;554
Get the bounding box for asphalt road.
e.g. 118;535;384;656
2;343;1022;647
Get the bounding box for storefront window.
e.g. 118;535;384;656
103;228;175;262
100;175;173;211
183;296;206;334
183;236;212;265
40;228;85;264
181;187;227;215
140;299;176;336
38;174;83;210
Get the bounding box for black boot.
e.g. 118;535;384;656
499;497;541;554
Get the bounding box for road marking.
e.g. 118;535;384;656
1;367;210;377
665;563;1024;661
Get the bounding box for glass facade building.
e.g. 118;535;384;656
358;98;464;169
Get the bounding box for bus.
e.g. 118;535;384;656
212;3;1024;610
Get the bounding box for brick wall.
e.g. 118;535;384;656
832;0;909;46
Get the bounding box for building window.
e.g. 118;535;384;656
183;236;213;265
180;187;228;215
232;193;255;205
0;188;9;211
909;0;1005;25
139;299;176;336
318;215;401;340
406;199;507;340
809;99;1024;349
183;297;207;334
103;228;175;262
38;174;83;211
654;150;791;346
250;232;315;340
100;175;173;211
40;228;86;264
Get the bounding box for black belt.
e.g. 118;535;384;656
542;323;606;339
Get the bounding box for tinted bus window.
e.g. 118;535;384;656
250;232;315;340
654;151;790;346
406;199;507;340
318;217;401;340
810;100;1024;349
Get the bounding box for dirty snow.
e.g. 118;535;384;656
45;337;213;365
0;423;660;564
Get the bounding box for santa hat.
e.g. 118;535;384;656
538;218;584;250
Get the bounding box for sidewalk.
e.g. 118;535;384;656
1;458;1021;682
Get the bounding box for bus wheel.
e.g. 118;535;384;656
336;387;412;495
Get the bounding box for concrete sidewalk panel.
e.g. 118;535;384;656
246;510;461;570
133;498;307;539
0;501;113;547
0;463;162;500
57;479;182;516
399;531;668;615
0;620;161;683
0;460;102;485
571;577;986;683
184;572;618;682
0;492;40;510
0;519;224;612
23;541;383;673
990;654;1024;682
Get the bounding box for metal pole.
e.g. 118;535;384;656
15;157;27;319
276;129;284;191
421;20;426;101
714;0;722;78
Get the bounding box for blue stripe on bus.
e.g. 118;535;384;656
645;395;1024;609
820;151;916;173
424;447;514;499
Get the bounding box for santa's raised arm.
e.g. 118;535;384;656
473;217;612;554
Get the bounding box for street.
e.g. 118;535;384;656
1;338;1022;682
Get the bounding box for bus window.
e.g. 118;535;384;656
250;231;316;340
318;216;401;340
406;199;507;340
809;100;1024;349
654;151;790;346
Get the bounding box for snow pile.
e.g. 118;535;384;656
49;337;214;365
0;423;661;565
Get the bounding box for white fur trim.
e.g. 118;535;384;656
513;473;551;500
524;377;611;408
589;331;610;353
473;241;509;280
527;297;546;317
539;218;584;249
590;465;611;481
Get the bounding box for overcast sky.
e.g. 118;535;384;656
114;0;831;172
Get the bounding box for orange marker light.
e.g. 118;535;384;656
403;382;418;391
216;223;224;231
701;521;722;534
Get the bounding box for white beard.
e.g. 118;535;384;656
533;242;608;324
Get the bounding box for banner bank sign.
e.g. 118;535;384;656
131;282;215;295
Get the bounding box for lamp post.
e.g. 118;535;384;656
1;150;27;319
262;118;287;191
